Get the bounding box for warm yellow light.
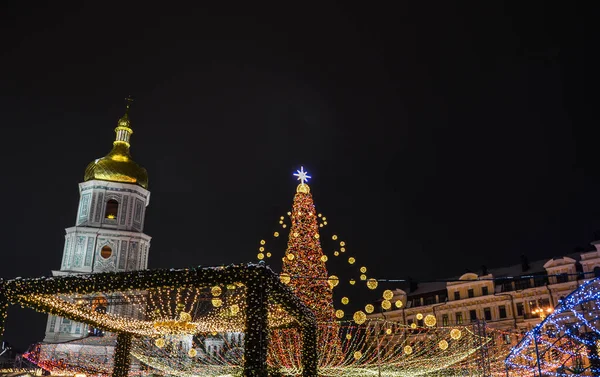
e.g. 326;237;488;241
381;300;391;310
260;239;266;245
360;274;367;281
188;348;198;357
439;340;449;350
353;351;362;360
353;311;367;324
332;235;338;240
211;298;222;307
348;257;356;264
280;273;291;284
318;213;322;217
425;314;437;327
211;286;222;296
386;328;392;335
274;232;279;237
75;373;87;377
266;252;272;257
287;253;294;260
293;232;299;238
282;224;287;228
346;333;352;340
395;300;403;308
365;304;374;313
349;279;356;285
404;345;413;354
314;234;319;239
155;338;166;348
341;297;349;305
179;311;192;322
334;251;339;256
450;328;462;340
287;211;291;216
410;323;417;329
340;247;346;252
321;255;328;262
328;275;340;289
259;246;265;252
360;266;367;273
335;309;344;319
383;290;394;300
416;313;424;320
340;241;346;246
230;304;240;315
257;253;264;260
367;278;378;289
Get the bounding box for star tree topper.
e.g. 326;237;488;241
294;166;312;193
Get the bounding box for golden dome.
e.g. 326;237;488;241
84;101;148;188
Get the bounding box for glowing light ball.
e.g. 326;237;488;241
353;351;362;360
348;257;356;264
365;304;374;313
259;246;265;252
280;273;291;284
321;255;328;262
334;251;340;256
410;323;417;329
188;348;197;357
332;235;338;240
211;286;222;297
341;297;349;305
353;311;367;324
383;290;394;300
335;310;344;319
404;345;413;354
266;252;271;257
367;278;378;289
349;279;356;285
287;253;294;260
395;300;403;308
260;239;266;245
450;329;462;340
439;340;449;350
179;312;192;322
230;304;240;315
360;266;367;273
155;338;166;348
416;313;424;320
360;274;367;281
274;232;279;237
257;253;264;260
424;314;437;327
346;334;352;340
386;328;392;335
381;300;391;310
340;241;346;246
328;275;340;288
211;298;222;307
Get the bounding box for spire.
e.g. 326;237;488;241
114;95;134;147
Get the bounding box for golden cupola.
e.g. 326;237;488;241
84;98;149;189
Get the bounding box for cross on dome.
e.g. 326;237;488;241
294;166;311;184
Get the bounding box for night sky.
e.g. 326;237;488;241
0;2;590;350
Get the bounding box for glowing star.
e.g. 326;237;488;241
293;166;311;184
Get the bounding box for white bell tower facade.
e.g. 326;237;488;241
44;98;151;342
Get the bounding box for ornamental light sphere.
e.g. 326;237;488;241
349;279;356;285
321;255;328;262
416;313;424;320
257;253;264;260
335;309;344;319
280;274;291;284
274;232;279;237
155;338;166;348
259;246;265;252
260;240;266;245
188;348;197;357
410;323;417;329
395;300;403;308
360;274;367;281
360;266;367;273
211;298;222;307
334;251;340;256
353;310;367;325
346;334;352;340
179;311;192;322
424;314;437;327
365;304;374;313
287;253;295;260
340;247;346;252
332;235;338;240
404;345;413;355
383;290;394;300
328;275;340;289
367;278;378;290
341;297;349;305
386;328;392;335
353;351;362;360
438;340;449;350
266;252;271;257
381;300;391;310
450;329;462;340
348;257;356;264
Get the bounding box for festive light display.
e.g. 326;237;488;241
506;277;600;376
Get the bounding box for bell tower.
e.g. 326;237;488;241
44;98;152;342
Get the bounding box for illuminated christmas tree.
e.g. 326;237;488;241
270;167;342;368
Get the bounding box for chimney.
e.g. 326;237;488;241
520;255;530;272
481;265;488;276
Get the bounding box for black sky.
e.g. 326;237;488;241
0;2;590;350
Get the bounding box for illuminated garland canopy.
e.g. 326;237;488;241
0;264;318;377
506;277;600;376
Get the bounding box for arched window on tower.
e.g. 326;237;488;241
105;199;119;220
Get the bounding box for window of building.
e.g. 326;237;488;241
456;313;463;325
470;310;477;322
534;274;548;287
424;296;436;305
417;318;424;327
442;314;449;326
484;307;492;321
557;273;569;283
502;281;514;292
515;278;531;290
454;291;460;300
105;199;119;219
482;286;488;296
516;303;524;316
499;305;507;319
594;267;600;278
468;289;474;298
100;245;112;259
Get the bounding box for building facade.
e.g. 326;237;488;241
371;248;600;335
44;101;151;343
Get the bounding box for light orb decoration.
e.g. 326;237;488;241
188;348;197;357
365;304;374;314
386;328;392;335
179;311;192;322
404;345;413;355
280;273;291;284
155;338;166;348
230;304;240;315
321;255;328;262
341;297;349;305
360;266;367;273
260;239;266;245
314;234;319;239
334;251;340;256
335;309;344;319
328;275;340;289
211;286;222;297
332;235;338;240
439;340;449;350
340;247;346;252
450;328;462;340
266;252;271;257
348;257;356;264
395;300;403;308
274;231;279;237
353;310;367;325
286;253;294;260
340;241;346;246
360;274;367;281
383;289;394;300
349;279;356;285
353;351;362;360
416;313;424;320
346;334;352;340
410;323;417;329
381;300;391;310
366;278;378;290
424;314;437;327
211;298;222;307
259;246;265;252
257;253;264;260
